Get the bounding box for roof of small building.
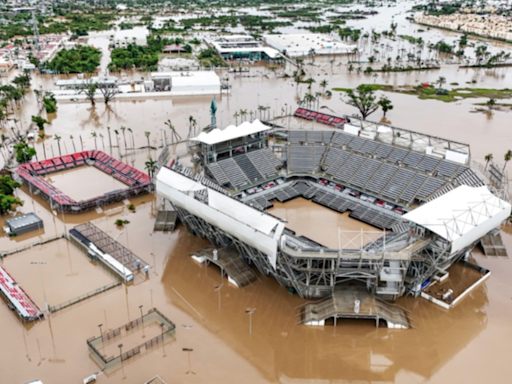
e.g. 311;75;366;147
5;212;43;230
191;120;271;145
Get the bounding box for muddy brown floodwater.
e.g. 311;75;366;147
1;184;512;384
1;13;512;382
44;166;128;202
269;198;381;249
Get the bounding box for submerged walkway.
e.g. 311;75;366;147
299;287;410;329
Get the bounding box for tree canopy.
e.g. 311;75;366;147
345;85;379;120
45;46;101;74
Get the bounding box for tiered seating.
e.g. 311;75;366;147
294;108;346;127
234;154;263;183
288;145;315;172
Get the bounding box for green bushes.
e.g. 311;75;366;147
45;46;101;74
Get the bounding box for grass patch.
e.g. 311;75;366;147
333;85;512;102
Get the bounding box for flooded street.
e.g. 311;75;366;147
1;2;512;383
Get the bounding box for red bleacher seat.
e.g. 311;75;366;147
31;162;42;170
56;165;65;170
333;118;341;123
52;158;63;166
76;160;84;165
62;156;73;164
72;153;83;161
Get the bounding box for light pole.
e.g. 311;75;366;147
149;232;156;273
160;322;166;356
183;348;196;375
139;305;144;320
31;261;48;313
245;308;256;336
118;343;123;359
214;284;223;310
98;323;103;337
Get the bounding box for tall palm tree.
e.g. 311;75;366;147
39;133;46;159
114;130;121;151
54;134;62;156
165;119;181;144
249;110;254;122
127;127;135;149
484;153;493;170
257;105;265;119
145;158;157;178
437;76;446;89
240;109;248;122
320;79;328;93
107;126;112;152
91;132;98;149
99;133;105;150
503;150;512;172
120;126;128;149
233;111;240;125
144;131;151;148
70;135;76;153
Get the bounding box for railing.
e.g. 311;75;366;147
1;233;65;258
49;280;121;313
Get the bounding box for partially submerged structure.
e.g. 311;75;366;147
3;213;43;235
263;33;356;57
156;114;510;321
207;35;281;61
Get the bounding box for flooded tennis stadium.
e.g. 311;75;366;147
1;1;512;383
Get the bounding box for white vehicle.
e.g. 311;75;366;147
343;188;352;195
360;195;369;202
384;202;394;210
366;196;377;204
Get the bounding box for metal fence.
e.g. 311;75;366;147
49;280;121;313
87;308;176;369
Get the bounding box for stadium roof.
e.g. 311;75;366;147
191;120;271;145
403;185;511;254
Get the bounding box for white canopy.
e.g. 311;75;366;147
403;185;511;254
191;120;271;145
156;167;285;268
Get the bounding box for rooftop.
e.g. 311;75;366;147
5;213;42;230
191;120;271;145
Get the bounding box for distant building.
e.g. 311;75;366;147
112;29;149;47
162;44;187;54
3;213;43;235
207;35;281;61
263;33;356;58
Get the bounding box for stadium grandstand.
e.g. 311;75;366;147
16;151;153;213
156;115;511;321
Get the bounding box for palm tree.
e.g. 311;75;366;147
127;127;135;149
249;111;254;122
107;126;112;152
120;126;128;149
503;150;512;172
144;131;151;148
165;119;181;144
240;109;248;122
99;133;105;150
91;132;98;149
486;98;496;111
114;130;121;152
69;135;76;153
320;79;328;93
257;105;265;119
437;76;446;89
233;111;240;125
39;133;46;159
54;135;62;156
484;153;493;170
145;158;157;178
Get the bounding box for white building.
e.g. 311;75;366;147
207;35;281;61
112;28;149;47
263;33;356;58
150;71;221;95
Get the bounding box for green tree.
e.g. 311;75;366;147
486;98;496;111
0;195;23;215
31;115;50;130
484;153;493;171
54;135;62;156
345;85;379;120
144;131;151;148
436;76;446;89
0;175;21;195
39;133;46;159
503;150;512;172
14;142;36;163
145;158;157;178
377;96;394;117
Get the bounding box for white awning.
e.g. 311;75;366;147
403;185;511;254
156;167;285;268
191;120;271;145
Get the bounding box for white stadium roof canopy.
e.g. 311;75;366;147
403;185;511;254
191;119;271;145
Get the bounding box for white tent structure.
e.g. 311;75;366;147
156;167;285;268
403;185;511;254
191;120;271;145
151;71;221;95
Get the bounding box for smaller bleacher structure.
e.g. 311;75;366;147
17;151;153;213
294;108;346;127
